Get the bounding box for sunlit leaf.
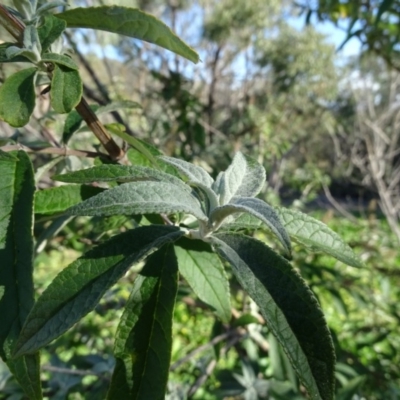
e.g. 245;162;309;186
56;6;199;63
53;165;186;188
159;156;214;188
34;185;104;215
215;152;266;205
276;207;363;268
175;237;231;322
67;181;207;221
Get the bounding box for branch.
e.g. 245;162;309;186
1;144;110;159
0;6;125;161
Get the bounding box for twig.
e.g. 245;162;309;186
1;144;110;159
187;333;243;398
170;330;237;371
321;182;359;224
42;365;109;380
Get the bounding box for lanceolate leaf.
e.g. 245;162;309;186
0;67;37;127
210;198;291;255
108;244;178;399
53;165;186;188
50;64;82;113
276;207;363;268
55;6;199;63
0;151;41;399
67;181;207;221
159;156;214;188
175;237;231;322
35;185;104;215
212;233;335;400
216;152;266;205
14;226;184;357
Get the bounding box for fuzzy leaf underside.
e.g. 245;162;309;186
53;164;187;189
224;210;362;268
276;207;363;268
216;153;266;205
175;237;231;322
108;245;178;399
211;197;291;255
14;226;183;357
0;151;41;399
158;156;214;188
212;233;335;400
55;6;199;63
67;181;207;221
34;185;104;214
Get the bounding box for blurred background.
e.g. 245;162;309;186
1;0;400;398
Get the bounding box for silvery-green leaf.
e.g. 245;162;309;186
218;153;266;205
158;156;214;188
212;234;335;400
276;207;363;268
53;164;188;190
23;25;41;62
209;197;291;255
67;181;207;221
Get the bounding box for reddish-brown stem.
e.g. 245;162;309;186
0;4;125;161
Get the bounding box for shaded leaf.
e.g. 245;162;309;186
55;6;199;63
34;185;104;215
37;14;66;52
0;67;37;127
0;43;31;63
215;153;266;205
50;64;82;113
14;225;183;357
276;207;363;268
175;237;231;322
210;198;291;255
0;151;42;399
67;181;207;221
108;244;178;399
212;233;335;400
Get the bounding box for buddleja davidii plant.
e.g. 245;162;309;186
0;1;202;398
11;153;363;400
